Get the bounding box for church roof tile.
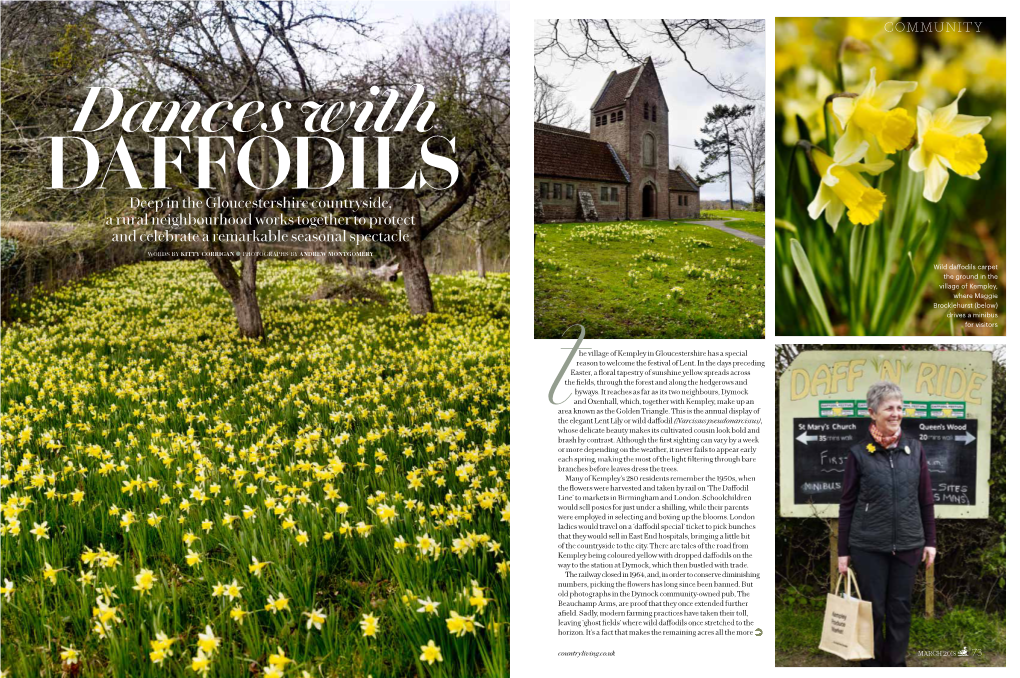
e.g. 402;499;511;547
534;125;629;184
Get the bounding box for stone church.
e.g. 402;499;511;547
535;57;700;222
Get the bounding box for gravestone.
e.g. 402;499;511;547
534;187;545;223
578;191;598;221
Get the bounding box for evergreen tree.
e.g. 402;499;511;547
695;104;754;210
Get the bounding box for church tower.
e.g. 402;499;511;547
589;57;669;219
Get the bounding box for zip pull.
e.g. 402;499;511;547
889;456;894;469
865;503;869;512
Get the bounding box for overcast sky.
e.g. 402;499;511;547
534;20;765;202
319;1;507;64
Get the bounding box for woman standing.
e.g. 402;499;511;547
837;381;936;666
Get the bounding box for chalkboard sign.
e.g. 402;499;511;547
779;350;991;519
793;418;979;508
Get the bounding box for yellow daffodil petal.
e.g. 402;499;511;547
923;129;987;176
922;158;950;203
871;78;918;110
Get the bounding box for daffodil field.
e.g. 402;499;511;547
775;18;1006;335
0;261;510;677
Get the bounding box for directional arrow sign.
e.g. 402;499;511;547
796;432;818;445
755;628;763;637
955;431;976;445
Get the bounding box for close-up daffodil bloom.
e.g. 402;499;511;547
775;17;1005;337
833;67;918;161
909;88;991;202
808;141;894;230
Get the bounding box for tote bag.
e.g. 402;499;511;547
818;568;875;661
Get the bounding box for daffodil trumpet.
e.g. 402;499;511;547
832;68;918;163
801;140;894;231
909;88;991;203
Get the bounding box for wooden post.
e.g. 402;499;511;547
829;518;839;592
925;560;935;619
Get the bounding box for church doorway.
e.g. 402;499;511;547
642;184;656;218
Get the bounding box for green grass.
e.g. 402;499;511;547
722;220;766;239
534;220;764;338
1;260;509;677
776;600;1005;664
703;209;765;223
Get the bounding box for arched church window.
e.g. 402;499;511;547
642;133;655;166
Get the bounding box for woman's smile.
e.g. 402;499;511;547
871;397;904;436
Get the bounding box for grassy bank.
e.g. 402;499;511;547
702;210;766;223
534;220;765;339
776;600;1005;667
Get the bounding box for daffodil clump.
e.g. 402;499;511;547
806;67;989;232
632;250;669;263
775;17;1005;336
0;260;510;676
568;223;658;245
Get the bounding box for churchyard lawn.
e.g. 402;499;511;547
534;220;765;339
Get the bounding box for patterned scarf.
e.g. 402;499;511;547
870;423;902;449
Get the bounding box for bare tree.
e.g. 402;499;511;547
340;6;509;308
534;72;584;129
732;105;765;210
671;155;693;175
1;1;509;329
535;19;764;101
3;0;376;337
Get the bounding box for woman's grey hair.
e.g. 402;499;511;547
867;381;903;412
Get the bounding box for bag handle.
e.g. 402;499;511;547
845;567;863;599
832;572;846;596
831;567;864;599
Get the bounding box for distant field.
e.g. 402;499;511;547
721;220;766;239
703;209;765;223
534;220;765;339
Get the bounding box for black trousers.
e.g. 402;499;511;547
850;548;919;667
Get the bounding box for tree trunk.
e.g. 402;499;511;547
235;254;264;338
207;255;265;339
395;239;435;314
727;144;734;211
475;223;486;279
232;278;264;338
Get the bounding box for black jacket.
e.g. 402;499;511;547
847;434;926;553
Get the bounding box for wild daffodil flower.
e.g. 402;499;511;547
133;568;156;596
833;67;918;161
808;141;894;230
360;612;379;637
304;608;327;631
189;649;212;676
420;639;443;665
909;89;991;202
197;625;220;654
